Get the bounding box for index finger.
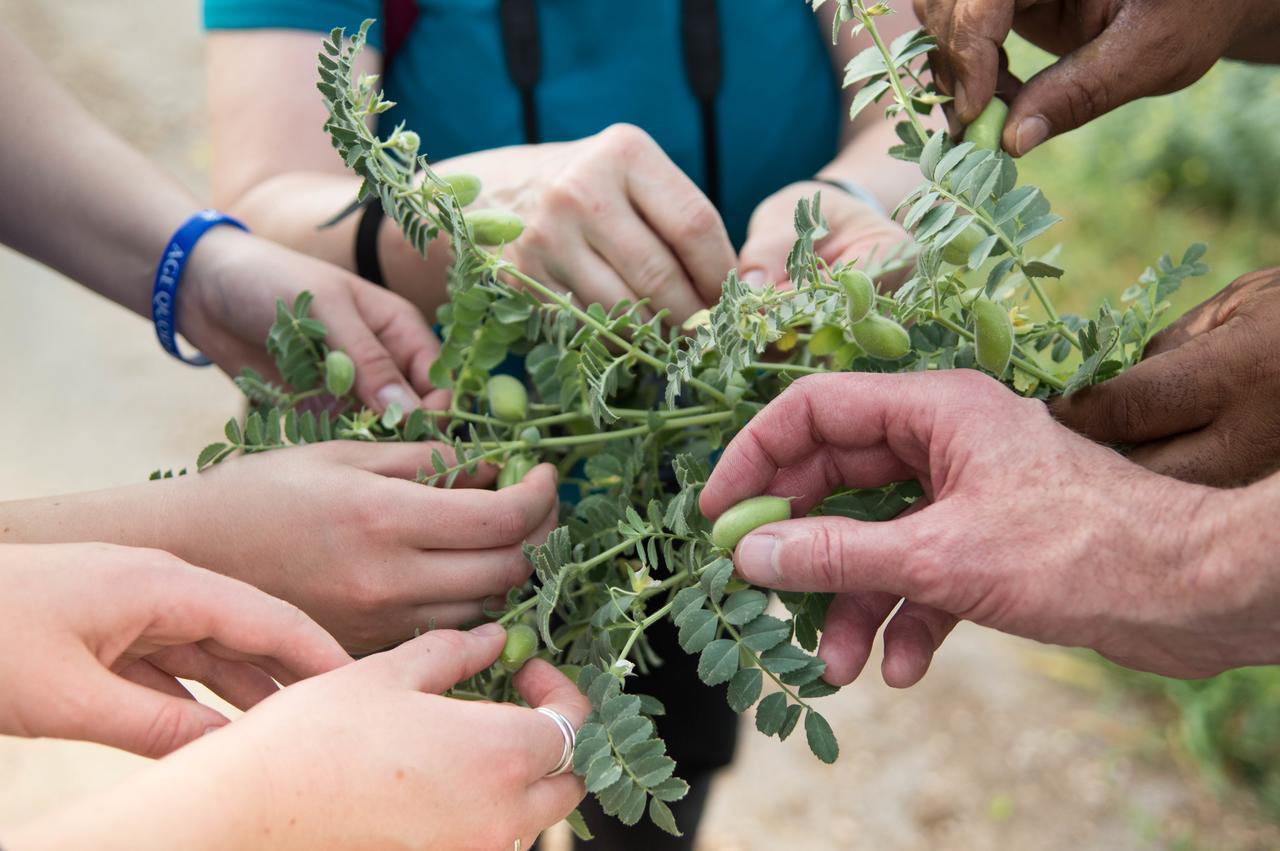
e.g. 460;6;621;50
148;564;351;681
624;142;734;306
937;0;1022;122
389;463;559;549
700;372;953;519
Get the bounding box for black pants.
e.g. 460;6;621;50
568;618;740;849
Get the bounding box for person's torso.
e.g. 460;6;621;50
382;0;841;245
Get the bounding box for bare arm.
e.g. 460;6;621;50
0;28;201;316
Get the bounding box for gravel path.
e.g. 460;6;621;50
1;4;1275;848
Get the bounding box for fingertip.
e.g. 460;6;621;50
880;628;934;689
817;642;864;688
375;383;420;416
514;659;589;727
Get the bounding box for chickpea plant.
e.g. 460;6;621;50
189;3;1209;837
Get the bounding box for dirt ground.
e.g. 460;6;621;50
1;4;1277;849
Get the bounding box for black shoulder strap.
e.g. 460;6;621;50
680;0;722;207
382;0;421;72
494;0;724;198
499;0;542;144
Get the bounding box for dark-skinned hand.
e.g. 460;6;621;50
1053;268;1280;487
913;0;1280;155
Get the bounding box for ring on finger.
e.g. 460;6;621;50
535;706;576;777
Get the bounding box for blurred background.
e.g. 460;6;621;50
0;3;1276;849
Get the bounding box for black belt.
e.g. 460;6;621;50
353;0;724;287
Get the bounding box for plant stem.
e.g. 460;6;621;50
859;2;929;145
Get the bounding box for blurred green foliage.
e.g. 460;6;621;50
1008;40;1280;320
1003;38;1280;820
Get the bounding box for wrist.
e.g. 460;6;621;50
5;734;263;851
174;225;252;355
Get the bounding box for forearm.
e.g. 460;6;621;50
1201;473;1280;665
3;739;259;851
0;30;199;318
226;171;453;319
0;482;185;552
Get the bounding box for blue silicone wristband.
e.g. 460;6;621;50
151;210;248;366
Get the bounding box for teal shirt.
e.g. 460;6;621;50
204;0;841;246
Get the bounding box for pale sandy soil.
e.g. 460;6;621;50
0;3;1277;849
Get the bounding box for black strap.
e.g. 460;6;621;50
499;0;542;144
495;0;724;194
355;198;387;286
680;0;722;207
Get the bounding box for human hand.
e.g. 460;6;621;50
0;542;349;758
737;181;911;288
164;443;560;653
1053;267;1280;487
180;227;449;414
699;371;1278;685
913;0;1280;155
5;627;588;851
428;124;736;324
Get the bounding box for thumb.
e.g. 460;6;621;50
63;665;230;758
1003;20;1201;156
737;223;795;290
729;514;940;601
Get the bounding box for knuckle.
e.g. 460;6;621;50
343;571;398;616
542;178;584;215
503;549;535;588
139;700;194;758
1056;71;1113;129
487;504;531;545
804;522;850;590
627;253;677;299
672;198;720;244
596;122;652;157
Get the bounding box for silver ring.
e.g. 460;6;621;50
535;706;576;777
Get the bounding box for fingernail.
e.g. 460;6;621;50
376;383;419;414
471;622;505;637
953;79;968;117
202;725;223;737
1014;116;1050;156
742;269;767;290
734;534;780;585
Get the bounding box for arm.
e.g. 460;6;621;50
0;28;440;413
700;371;1280;687
4;630;588;851
0;541;349;756
207;31;735;325
0;443;560;654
